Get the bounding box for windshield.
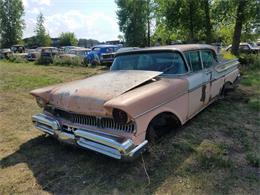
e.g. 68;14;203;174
111;52;188;74
249;42;257;47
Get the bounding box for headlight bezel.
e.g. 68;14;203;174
112;108;129;124
36;96;47;108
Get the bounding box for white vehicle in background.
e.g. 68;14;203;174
69;48;91;58
0;48;12;59
225;42;260;54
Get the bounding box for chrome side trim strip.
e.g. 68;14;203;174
215;60;239;72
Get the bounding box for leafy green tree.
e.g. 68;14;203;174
155;0;207;43
34;13;51;47
59;32;78;46
210;0;236;45
117;34;125;43
231;0;258;55
116;0;149;47
253;0;260;35
0;0;24;48
203;0;212;43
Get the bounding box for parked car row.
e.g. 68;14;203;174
25;44;125;66
1;42;258;66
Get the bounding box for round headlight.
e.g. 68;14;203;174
36;97;46;108
112;109;128;124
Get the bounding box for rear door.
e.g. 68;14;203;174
185;50;211;118
200;49;221;99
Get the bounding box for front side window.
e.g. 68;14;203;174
185;51;202;72
111;52;187;74
201;50;217;68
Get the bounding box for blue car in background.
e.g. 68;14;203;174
85;44;121;66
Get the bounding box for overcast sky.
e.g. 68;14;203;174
22;0;121;41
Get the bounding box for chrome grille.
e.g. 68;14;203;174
51;108;135;133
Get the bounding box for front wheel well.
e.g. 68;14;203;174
145;112;181;142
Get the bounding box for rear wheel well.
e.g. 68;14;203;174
220;81;233;96
145;112;181;142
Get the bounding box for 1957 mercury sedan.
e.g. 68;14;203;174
31;44;240;160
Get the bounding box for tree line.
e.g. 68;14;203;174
0;0;78;48
0;0;259;55
116;0;259;55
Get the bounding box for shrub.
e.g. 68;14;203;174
8;55;27;63
221;51;259;70
250;54;260;70
239;54;260;69
221;51;236;60
53;56;82;66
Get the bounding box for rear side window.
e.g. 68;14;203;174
185;51;202;72
201;50;217;68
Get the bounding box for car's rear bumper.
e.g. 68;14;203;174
32;113;148;160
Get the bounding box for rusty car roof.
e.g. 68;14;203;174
116;44;216;55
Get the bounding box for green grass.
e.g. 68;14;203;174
0;61;104;92
239;54;260;111
241;70;260;87
0;61;259;194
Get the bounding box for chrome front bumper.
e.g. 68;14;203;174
32;113;148;160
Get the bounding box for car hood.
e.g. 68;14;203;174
30;70;162;116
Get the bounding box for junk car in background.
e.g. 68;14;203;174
11;45;25;53
40;47;59;63
225;42;260;54
85;44;121;65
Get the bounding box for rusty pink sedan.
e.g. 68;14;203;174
31;44;240;160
